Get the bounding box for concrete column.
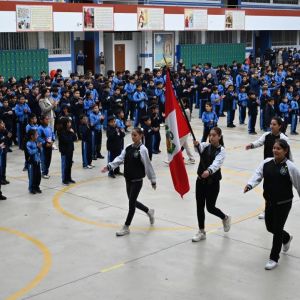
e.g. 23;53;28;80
297;30;300;46
38;32;45;48
237;30;241;44
201;31;206;44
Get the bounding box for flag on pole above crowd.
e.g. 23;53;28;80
164;70;190;198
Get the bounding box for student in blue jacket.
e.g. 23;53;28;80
133;83;148;127
15;95;31;149
238;86;248;125
279;96;290;134
26;129;42;194
89;104;105;160
290;94;299;135
38;115;55;179
201;102;218;142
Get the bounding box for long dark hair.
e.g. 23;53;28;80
271;116;283;131
210;126;225;147
56;117;70;136
274;139;290;159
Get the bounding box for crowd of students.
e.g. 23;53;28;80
0;52;300;271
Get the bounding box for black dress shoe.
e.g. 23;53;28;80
1;179;10;185
0;194;7;200
30;190;36;194
97;154;105;159
35;189;42;194
69;179;76;184
108;173;116;178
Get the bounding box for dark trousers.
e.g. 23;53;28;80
108;150;121;175
1;151;7;180
124;179;149;226
41;146;52;175
239;106;247;124
61;152;73;182
248;113;257;133
201;126;210;142
91;129;102;158
28;162;41;192
82;141;92;167
227;109;235;125
195;179;225;229
152;131;161;152
265;201;292;262
17;121;26;150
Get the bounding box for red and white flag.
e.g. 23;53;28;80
165;71;190;198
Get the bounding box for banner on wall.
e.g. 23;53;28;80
137;8;164;31
83;7;114;31
153;32;174;68
184;9;208;30
225;10;245;30
16;5;53;32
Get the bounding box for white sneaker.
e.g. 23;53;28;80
42;175;50;179
116;225;130;237
283;235;293;253
258;212;265;220
147;209;155;225
188;158;196;164
192;231;206;242
87;165;93;169
223;215;231;232
265;259;278;270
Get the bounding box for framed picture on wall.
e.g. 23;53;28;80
153;32;174;69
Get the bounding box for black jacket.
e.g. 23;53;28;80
58;130;77;155
106;125;125;153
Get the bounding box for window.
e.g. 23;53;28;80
241;0;270;3
0;33;38;50
206;31;236;44
272;31;297;46
114;32;133;41
44;32;70;55
179;32;202;44
273;0;298;4
241;31;253;48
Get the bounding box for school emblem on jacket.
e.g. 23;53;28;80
165;125;176;154
133;150;140;158
280;165;288;176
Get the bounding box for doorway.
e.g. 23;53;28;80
114;44;125;72
74;39;95;74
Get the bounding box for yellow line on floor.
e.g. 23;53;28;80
52;167;264;231
0;227;52;300
101;263;125;273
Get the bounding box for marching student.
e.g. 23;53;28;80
106;115;125;178
201;102;218;142
26;129;42;194
79;115;93;169
101;127;156;237
57;117;77;185
245;116;290;219
244;139;300;270
38;115;55;179
192;127;231;242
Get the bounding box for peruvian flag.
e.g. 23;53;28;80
165;71;190;198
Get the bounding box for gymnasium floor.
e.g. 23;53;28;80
1;112;300;300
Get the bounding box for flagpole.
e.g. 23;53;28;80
163;56;201;156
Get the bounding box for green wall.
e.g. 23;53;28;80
0;49;48;80
178;43;246;67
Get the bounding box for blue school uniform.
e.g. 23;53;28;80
290;99;299;134
15;103;31;149
133;91;148;127
238;92;248;124
26;140;41;192
38;125;54;176
201;111;218;142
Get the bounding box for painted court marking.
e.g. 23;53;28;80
0;227;52;300
52;167;264;231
